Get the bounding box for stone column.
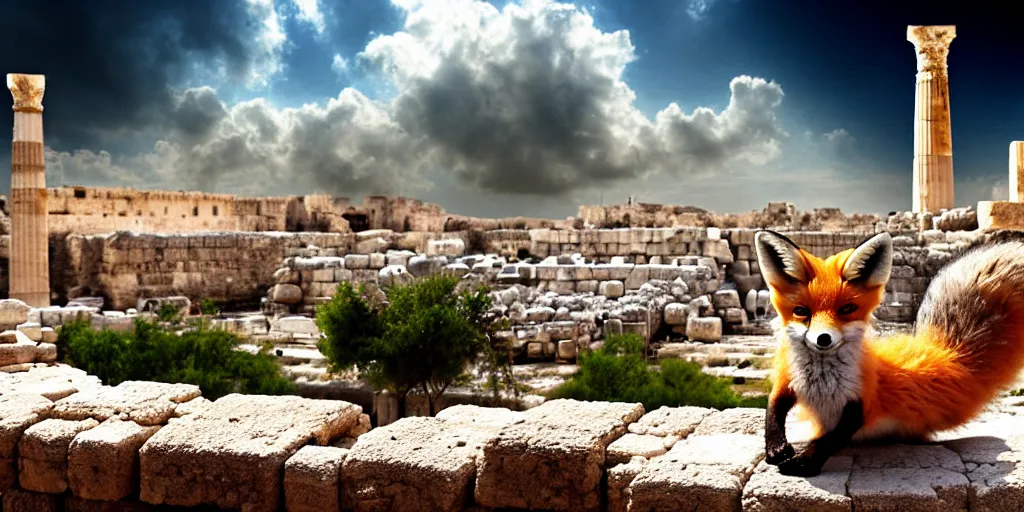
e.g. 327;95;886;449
908;25;956;213
1011;141;1024;202
7;74;50;307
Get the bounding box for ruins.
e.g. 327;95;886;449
908;25;957;214
4;22;1024;511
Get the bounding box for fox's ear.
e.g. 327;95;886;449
842;232;892;288
754;230;809;288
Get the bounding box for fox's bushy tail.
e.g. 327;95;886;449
914;240;1024;397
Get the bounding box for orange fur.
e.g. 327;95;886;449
768;242;1024;441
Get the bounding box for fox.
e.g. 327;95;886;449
753;229;1024;477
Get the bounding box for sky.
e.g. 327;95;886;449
0;0;1021;219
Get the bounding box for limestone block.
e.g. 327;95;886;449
0;332;37;367
724;307;747;325
604;318;623;336
63;496;155;511
426;239;465;257
2;488;62;512
548;280;575;295
0;299;31;329
686;316;722;342
40;326;57;343
742;457;853;511
355;237;388;255
978;200;1024;231
343;417;488;512
1;365;101;401
608;457;646;512
285;445;348;512
703;238;734;263
269;283;303;304
19;418;100;493
17;322;42;342
474;399;644;511
693;407;766;436
277;315;319;336
847;444;969;511
36;342;57;363
274;267;300;285
576;279;598;294
344;254;370;270
67;420;161;501
628;406;715;438
663;303;688;326
0;393;53;491
945;434;1024;511
311;268;335;282
557;339;577;360
625;266;650;290
139;394;362;511
526;306;555;323
434;404;525;429
712;289;741;309
606;433;670;465
52;381;202;426
629;433;763;511
599;280;625;298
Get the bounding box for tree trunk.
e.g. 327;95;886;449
396;389;409;420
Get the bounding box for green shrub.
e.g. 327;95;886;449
549;333;766;410
316;275;516;418
58;319;295;400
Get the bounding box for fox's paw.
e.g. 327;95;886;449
776;453;825;477
765;442;795;465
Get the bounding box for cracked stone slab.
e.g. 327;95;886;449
18;418;100;493
285;445;348;512
692;407;766;436
606;433;672;466
343;416;489;512
434;404;525;429
52;381;202;426
68;419;161;501
628;433;764;511
607;456;647;512
627;406;714;438
945;434;1024;511
139;394;362;512
0;364;102;401
847;444;969;511
0;393;53;491
474;399;644;511
742;457;853;512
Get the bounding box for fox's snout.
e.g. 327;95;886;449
804;321;844;352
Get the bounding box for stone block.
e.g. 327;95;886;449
742;457;853;511
52;381;202;426
17;322;42;342
686;316;722;342
712;289;742;309
0;332;37;366
68;419;161;501
606;433;670;465
63;496;155;512
1;365;101;401
0;299;31;328
270;284;303;304
628;406;715;438
285;445;348;512
663;303;688;326
139;394;362;511
343;417;486;512
0;393;53;490
599;280;625;298
608;457;646;512
944;434;1024;512
344;254;370;269
693;407;766;436
2;488;63;512
19;418;100;493
36;342;57;363
844;443;971;511
474;399;644;511
557;339;577;360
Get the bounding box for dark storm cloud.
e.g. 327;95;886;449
0;0;260;148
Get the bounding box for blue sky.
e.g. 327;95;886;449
0;0;1019;218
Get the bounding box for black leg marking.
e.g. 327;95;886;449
765;393;796;465
777;400;864;477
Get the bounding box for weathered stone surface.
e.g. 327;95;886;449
67;419;161;501
608;456;646;512
686;316;722;342
269;283;303;304
628;433;764;511
944;434;1024;512
663;303;688;326
2;488;63;512
53;381;202;426
0;330;37;366
0;299;31;328
742;457;853;511
693;407;766;436
63;496;155;512
606;433;670;465
628;406;715;438
434;404;524;429
847;444;969;511
18;418;100;493
599;280;625;299
343;416;486;512
475;399;644;511
0;393;53;490
1;364;101;401
285;445;348;512
139;394;362;512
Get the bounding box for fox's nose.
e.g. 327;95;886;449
816;333;832;348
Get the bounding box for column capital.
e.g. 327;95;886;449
907;26;955;75
7;74;45;114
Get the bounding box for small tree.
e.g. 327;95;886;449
316;274;513;417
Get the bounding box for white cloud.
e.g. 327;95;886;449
331;54;350;75
686;0;718;21
245;0;289;88
292;0;326;34
51;0;794;214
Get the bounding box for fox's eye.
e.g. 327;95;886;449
793;306;811;317
838;304;858;315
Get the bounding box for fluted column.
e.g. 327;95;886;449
1011;141;1024;202
7;74;50;307
908;25;956;213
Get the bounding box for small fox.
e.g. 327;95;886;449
754;229;1024;477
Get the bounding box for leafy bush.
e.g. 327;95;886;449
58;319;295;400
549;333;767;410
316;274;515;418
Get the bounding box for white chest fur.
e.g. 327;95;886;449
783;324;865;432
